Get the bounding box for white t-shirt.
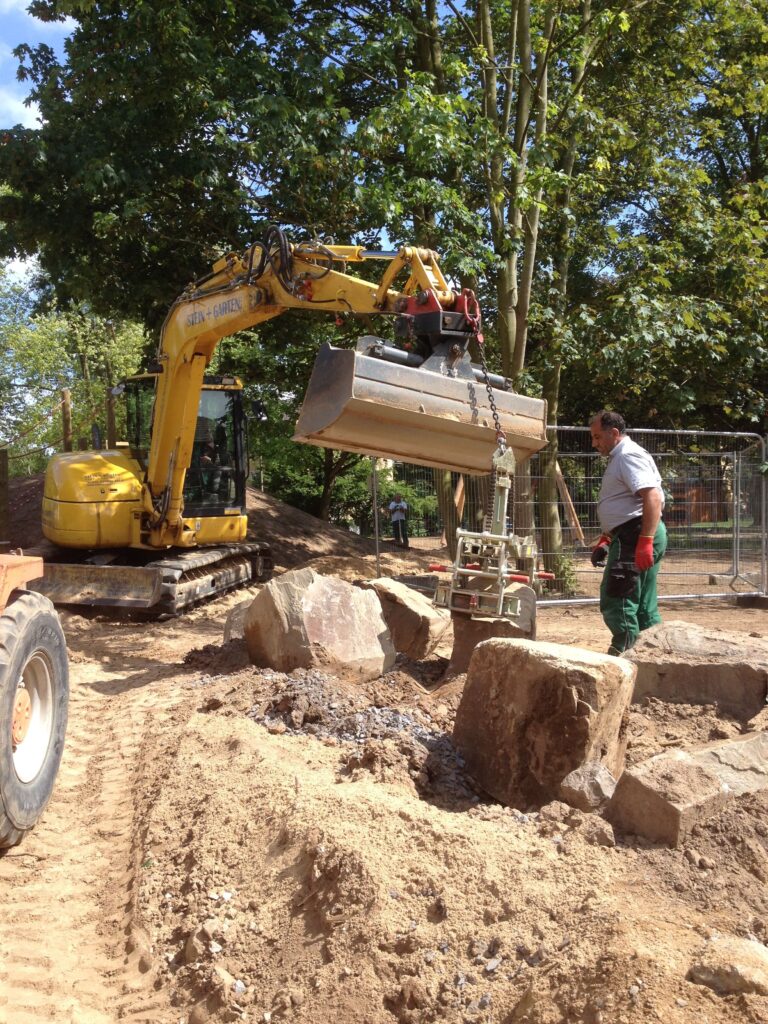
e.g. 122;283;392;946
389;501;407;522
598;435;664;532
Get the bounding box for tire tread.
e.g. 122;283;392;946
0;591;68;849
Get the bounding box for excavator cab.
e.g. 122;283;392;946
120;374;248;517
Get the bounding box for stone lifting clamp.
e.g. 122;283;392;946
433;447;554;622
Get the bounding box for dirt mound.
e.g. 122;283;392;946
3;571;768;1023
5;472;46;550
245;487;436;574
6;473;435;576
298;554;378;580
130;657;768;1024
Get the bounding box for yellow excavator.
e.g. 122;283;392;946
32;228;548;614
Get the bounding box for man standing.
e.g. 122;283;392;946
589;411;667;655
388;493;409;549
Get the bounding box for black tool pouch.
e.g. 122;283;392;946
606;518;642;598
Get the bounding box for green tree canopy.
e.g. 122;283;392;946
2;0;766;515
0;264;144;473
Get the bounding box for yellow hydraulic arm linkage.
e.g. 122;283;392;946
142;229;548;549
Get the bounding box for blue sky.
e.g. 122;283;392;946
0;0;74;129
0;2;74;277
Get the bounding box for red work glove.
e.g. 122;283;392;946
590;533;611;567
635;535;655;571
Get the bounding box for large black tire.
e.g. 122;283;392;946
0;591;69;848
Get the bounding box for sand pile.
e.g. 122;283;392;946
132;661;768;1024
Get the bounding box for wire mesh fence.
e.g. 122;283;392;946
368;427;766;605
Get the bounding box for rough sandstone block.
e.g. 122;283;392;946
223;598;252;642
607;731;768;847
688;934;768;996
444;584;537;678
627;621;768;719
452;639;635;808
360;577;452;660
243;567;395;680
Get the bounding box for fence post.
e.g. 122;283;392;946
762;437;767;596
62;388;73;452
729;450;738;576
734;451;742;578
371;457;381;579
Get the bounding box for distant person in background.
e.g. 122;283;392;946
589;410;667;655
389;493;409;548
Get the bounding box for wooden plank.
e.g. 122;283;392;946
555;461;585;546
454;475;466;520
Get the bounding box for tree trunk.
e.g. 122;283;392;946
538;363;562;572
318;449;336;520
434;468;460;559
511;8;553;536
317;449;357;521
495;258;519;379
535;0;591;573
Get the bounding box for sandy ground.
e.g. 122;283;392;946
2;480;768;1024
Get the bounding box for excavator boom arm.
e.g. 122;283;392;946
144;239;458;544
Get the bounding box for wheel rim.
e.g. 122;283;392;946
11;650;54;784
12;687;32;745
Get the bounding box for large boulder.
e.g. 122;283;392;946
444;583;537;678
243;568;395;680
627;621;768;719
453;640;635;808
360;578;452;659
607;730;768;846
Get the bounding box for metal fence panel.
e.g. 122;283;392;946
369;427;766;604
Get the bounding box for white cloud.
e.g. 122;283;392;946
0;84;39;127
34;14;77;35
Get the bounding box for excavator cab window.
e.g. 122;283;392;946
183;388;246;516
121;376;156;468
120;375;247;516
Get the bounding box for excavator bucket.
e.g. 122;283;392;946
294;343;548;475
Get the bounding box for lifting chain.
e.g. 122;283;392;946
475;338;515;535
477;338;506;454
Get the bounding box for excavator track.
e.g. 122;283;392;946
29;542;273;616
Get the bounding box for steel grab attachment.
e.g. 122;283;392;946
294;343;548;475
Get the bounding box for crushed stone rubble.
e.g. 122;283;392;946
244;667;482;807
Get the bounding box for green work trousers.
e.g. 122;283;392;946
600;521;667;655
